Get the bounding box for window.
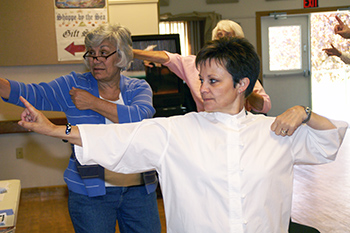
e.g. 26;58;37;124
261;15;309;77
268;25;302;71
159;21;190;56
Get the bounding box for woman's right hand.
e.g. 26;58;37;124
18;96;57;136
18;96;83;146
323;43;342;57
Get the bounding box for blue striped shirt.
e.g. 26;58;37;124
4;71;158;197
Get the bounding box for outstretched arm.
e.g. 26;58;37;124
18;96;82;146
133;49;170;65
270;105;336;136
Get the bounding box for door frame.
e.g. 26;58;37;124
260;14;309;77
256;5;350;83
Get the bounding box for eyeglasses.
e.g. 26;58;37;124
83;51;117;61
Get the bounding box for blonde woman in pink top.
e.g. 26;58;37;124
133;19;271;113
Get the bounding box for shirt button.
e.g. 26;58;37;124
241;194;246;199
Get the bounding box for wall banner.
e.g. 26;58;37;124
54;0;108;61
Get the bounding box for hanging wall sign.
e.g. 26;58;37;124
54;0;108;61
304;0;318;8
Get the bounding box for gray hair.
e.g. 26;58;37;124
84;23;133;70
212;20;245;40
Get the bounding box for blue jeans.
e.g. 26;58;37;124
68;186;161;233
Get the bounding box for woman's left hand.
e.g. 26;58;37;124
69;87;96;110
271;105;305;136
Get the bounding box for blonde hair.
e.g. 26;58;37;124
212;20;245;40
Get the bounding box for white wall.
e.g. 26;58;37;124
0;64;86;188
1;0;349;188
109;0;159;35
0;133;71;187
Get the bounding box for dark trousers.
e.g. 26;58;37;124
289;220;320;233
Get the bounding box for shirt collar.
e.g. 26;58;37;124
200;108;253;128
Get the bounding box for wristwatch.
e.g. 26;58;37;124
302;106;312;124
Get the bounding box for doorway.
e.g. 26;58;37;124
258;6;350;124
261;14;310;116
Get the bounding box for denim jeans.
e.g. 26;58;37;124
68;186;161;233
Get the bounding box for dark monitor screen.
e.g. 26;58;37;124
123;34;184;108
129;34;181;73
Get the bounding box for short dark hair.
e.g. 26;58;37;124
195;37;260;97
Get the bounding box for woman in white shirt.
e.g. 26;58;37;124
18;37;348;233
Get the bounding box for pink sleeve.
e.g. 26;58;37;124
162;52;197;83
252;80;271;114
163;52;204;111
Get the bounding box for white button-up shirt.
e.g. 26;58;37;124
75;109;347;233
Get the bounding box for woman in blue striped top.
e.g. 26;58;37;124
0;23;161;233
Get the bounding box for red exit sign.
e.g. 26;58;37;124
304;0;318;8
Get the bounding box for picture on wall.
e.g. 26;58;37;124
55;0;105;8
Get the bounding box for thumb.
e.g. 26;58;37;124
18;120;34;131
270;119;277;132
69;87;76;95
18;120;46;134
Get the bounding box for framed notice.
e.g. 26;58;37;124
54;0;108;61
